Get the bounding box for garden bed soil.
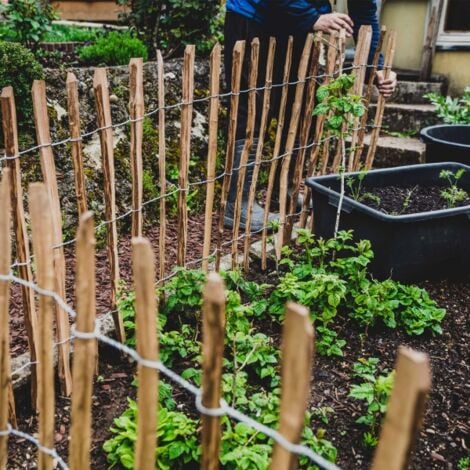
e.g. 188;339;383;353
7;257;470;469
353;184;470;215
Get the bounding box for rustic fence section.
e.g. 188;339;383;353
0;28;404;468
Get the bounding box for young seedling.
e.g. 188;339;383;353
346;170;381;206
439;169;468;208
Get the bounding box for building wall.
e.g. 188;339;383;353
381;0;470;95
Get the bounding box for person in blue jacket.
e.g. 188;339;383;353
223;0;397;231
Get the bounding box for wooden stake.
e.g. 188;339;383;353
32;79;72;396
157;50;167;283
177;45;195;267
298;32;338;229
215;40;245;271
66;72;88;216
420;0;444;81
202;44;221;273
132;238;158;470
0;169;15;469
283;33;322;243
69;212;96;470
347;25;372;171
0;86;38;408
201;273;226;470
353;26;386;171
243;37;276;272
278;34;314;251
261;36;293;271
129;58;144;238
231;37;260;269
270;302;314;470
29;183;55;470
365;31;397;170
373;347;431;470
93;68;125;343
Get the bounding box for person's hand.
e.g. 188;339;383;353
313;13;354;37
376;70;397;98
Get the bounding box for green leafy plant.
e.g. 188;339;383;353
425;88;470;124
439;169;468;208
348;358;394;447
346;170;381;206
458;455;470;470
78;31;148;66
0;41;44;123
0;0;57;46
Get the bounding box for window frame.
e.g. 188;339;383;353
436;0;470;47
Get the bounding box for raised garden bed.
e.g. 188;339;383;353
306;162;470;282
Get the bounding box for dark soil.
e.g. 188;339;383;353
354;184;470;215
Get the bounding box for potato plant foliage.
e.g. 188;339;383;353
105;231;446;468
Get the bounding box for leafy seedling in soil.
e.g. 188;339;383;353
348;358;395;447
346;170;381;206
439;169;468;208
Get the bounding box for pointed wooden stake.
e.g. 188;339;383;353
1;86;38;409
93;68;125;343
132;238;159;470
373;347;431;470
29;183;55;470
270;302;314;470
201;273;226;470
69;212;96;470
129;58;145;238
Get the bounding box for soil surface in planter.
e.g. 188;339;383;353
6;261;470;469
351;184;470;215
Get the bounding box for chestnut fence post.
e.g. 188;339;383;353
32;79;72;397
93;68;125;343
29;183;55;470
69;212;96;470
1;87;38;409
132;238;159;470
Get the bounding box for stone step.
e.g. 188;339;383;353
370;79;446;105
368;103;440;134
360;135;426;168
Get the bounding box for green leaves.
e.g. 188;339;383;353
439;168;468;208
425;89;470;125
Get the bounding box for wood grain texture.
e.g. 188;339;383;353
129;58;144;238
420;0;444;81
0;169;15;470
261;36;293;270
231;38;259;269
365;31;397;170
32;79;72;396
29;183;55;470
177;45;195;267
277;33;313;251
132;238;159;470
0;86;38;407
270;302;314;470
157;50;167;283
201;273;226;470
202;44;221;273
373;347;431;470
215;40;245;271
66;72;88;216
93;68;125;343
69;212;96;470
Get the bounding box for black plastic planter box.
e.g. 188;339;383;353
420;125;470;164
305;162;470;282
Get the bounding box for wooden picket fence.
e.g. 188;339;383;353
0;171;432;469
0;28;428;469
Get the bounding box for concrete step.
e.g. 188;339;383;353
368;103;440;134
370;80;446;105
361;135;426;168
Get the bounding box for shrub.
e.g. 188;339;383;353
0;0;57;46
425;88;470;124
120;0;224;57
78;31;148;66
0;41;44;122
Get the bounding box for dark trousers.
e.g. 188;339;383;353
224;11;310;142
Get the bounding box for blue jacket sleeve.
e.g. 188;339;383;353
348;0;384;69
268;1;329;34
